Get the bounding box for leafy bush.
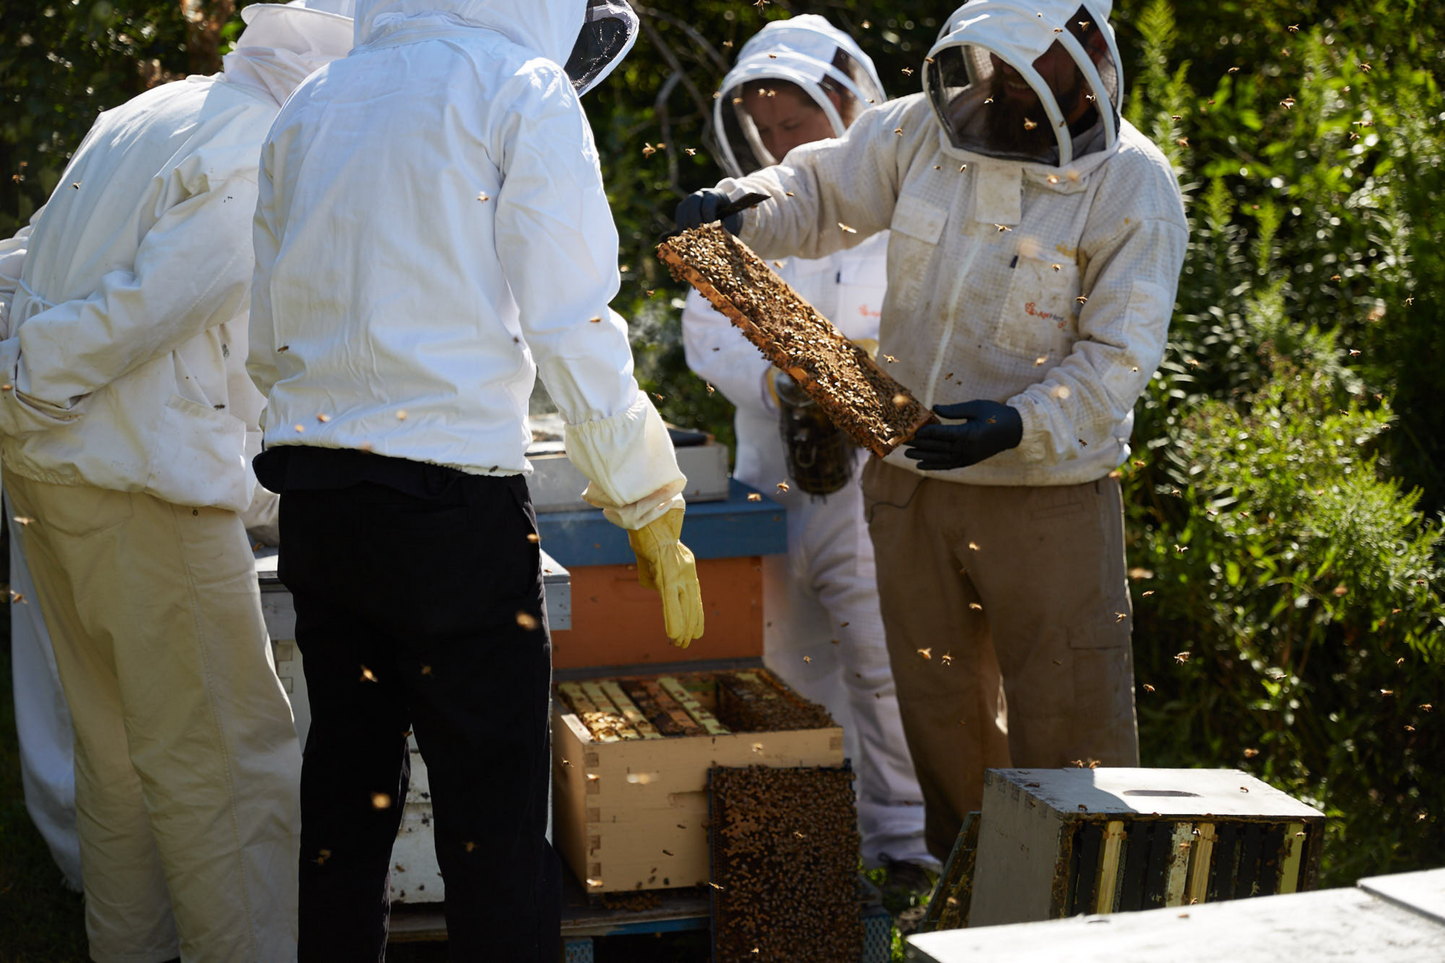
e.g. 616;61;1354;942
1119;0;1445;510
1121;0;1445;885
1127;360;1445;883
0;1;246;235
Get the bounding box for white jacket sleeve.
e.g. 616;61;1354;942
681;289;775;418
718;102;907;262
0;208;40;337
0;206;87;436
1008;213;1188;463
492;68;684;530
13;163;259;411
248;138;282;407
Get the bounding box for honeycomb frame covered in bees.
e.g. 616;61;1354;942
657;224;935;458
708;764;863;963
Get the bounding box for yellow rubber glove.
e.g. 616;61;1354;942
627;508;704;647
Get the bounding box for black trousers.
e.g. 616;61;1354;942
278;475;560;962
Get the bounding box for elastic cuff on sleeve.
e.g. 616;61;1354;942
602;488;686;530
761;367;780;414
565;389;688;529
1007;395;1048;463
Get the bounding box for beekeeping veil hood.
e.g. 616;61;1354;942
923;0;1122;166
714;14;887;178
565;0;639;94
225;0;356;106
353;0;635;95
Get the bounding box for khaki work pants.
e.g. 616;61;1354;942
862;460;1139;861
3;471;302;963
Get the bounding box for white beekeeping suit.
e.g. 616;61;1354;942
0;218;81;893
0;4;355;960
0;213;278;899
251;0;685;534
703;0;1188;860
716;0;1180;488
252;1;698;956
682;14;932;872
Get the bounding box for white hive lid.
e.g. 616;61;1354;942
987;768;1325;820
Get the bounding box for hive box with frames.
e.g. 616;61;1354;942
932;767;1326;929
551;667;845;895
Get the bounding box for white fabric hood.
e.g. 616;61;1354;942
354;0;584;65
714;14;886;178
924;0;1123;166
224;2;355;107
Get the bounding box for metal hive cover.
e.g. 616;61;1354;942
988;768;1326;820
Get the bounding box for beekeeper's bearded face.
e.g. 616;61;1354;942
926;1;1124;166
979;27;1110;157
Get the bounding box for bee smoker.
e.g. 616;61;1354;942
775;373;856;496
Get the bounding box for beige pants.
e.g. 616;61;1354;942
3;471;302;963
862;460;1139;861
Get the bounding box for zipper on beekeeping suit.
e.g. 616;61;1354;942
922;229;984;408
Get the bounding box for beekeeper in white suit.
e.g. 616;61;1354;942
0;3;354;960
681;14;934;884
249;1;700;959
678;0;1188;862
1;230;281;903
0;223;83;894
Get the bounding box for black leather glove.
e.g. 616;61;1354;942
674;189;743;235
904;400;1023;471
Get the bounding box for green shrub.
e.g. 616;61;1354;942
1119;0;1445;511
1125;359;1445;884
1123;0;1445;885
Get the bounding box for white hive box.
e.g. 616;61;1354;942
963;768;1325;928
257;548;571;904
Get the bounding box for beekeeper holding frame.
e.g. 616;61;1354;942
677;0;1187;863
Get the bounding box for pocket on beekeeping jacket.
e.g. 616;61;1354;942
885;194;947;317
144;394;251;513
993;254;1081;361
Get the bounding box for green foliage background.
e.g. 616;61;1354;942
0;0;1441;941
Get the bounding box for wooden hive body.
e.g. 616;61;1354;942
966;768;1327;927
552;671;844;894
